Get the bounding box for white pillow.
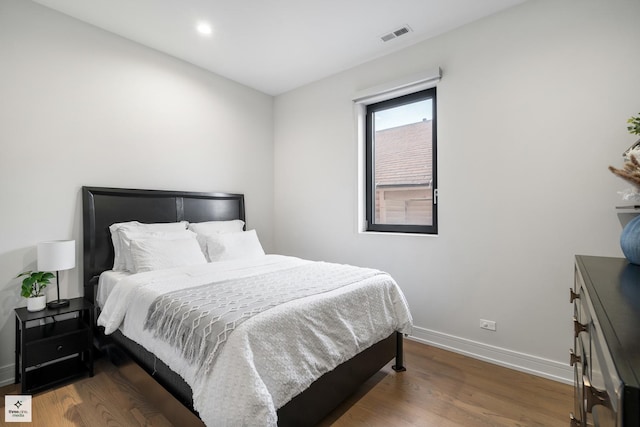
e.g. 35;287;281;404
188;220;245;235
205;230;265;262
109;221;188;271
120;228;195;272
188;219;246;257
110;221;138;271
130;237;207;273
119;229;195;272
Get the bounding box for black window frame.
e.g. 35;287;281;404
365;87;438;234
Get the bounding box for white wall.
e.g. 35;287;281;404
0;0;274;383
2;0;638;389
274;0;640;382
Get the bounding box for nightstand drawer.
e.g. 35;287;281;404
24;329;89;367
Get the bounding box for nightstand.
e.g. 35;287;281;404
14;297;94;394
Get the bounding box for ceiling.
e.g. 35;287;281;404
32;0;527;95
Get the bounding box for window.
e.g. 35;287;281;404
365;88;437;234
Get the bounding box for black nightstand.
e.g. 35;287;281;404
14;297;94;394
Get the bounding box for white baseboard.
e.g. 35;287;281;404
0;363;15;388
409;326;573;385
0;328;573;388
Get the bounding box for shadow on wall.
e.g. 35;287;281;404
0;247;37;330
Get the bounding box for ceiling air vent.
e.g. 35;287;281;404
380;25;412;43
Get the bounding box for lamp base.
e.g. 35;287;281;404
47;299;70;309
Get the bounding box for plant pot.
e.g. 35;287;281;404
27;295;46;312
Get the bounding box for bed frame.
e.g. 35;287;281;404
82;186;405;426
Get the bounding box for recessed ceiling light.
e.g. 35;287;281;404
196;22;212;36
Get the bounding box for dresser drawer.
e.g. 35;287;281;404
24;329;89;367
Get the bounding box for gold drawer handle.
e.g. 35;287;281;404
570;288;580;303
583;376;612;412
569;349;581;367
573;317;588;338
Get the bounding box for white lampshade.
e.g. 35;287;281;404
37;240;76;271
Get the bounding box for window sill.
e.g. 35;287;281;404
357;230;439;238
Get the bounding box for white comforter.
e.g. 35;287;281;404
97;255;413;427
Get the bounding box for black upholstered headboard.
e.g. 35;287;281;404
82;186;245;302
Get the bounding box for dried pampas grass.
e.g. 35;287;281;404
609;154;640;189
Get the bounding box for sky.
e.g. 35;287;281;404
375;99;432;130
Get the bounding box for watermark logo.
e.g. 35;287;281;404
5;395;32;423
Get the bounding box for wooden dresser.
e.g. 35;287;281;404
572;256;640;426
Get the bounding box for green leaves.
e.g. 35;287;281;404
628;113;640;135
16;270;55;298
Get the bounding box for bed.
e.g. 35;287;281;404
82;186;412;426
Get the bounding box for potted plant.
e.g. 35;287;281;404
610;113;640;187
16;271;54;311
621;113;640;158
609;112;640;264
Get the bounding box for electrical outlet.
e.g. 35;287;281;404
480;319;496;331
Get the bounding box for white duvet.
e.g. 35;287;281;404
97;255;413;427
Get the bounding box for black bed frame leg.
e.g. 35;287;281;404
392;331;406;372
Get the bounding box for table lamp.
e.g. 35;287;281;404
37;240;75;309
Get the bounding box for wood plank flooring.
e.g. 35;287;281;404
0;339;573;426
320;340;573;427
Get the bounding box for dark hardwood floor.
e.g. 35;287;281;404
0;339;572;426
